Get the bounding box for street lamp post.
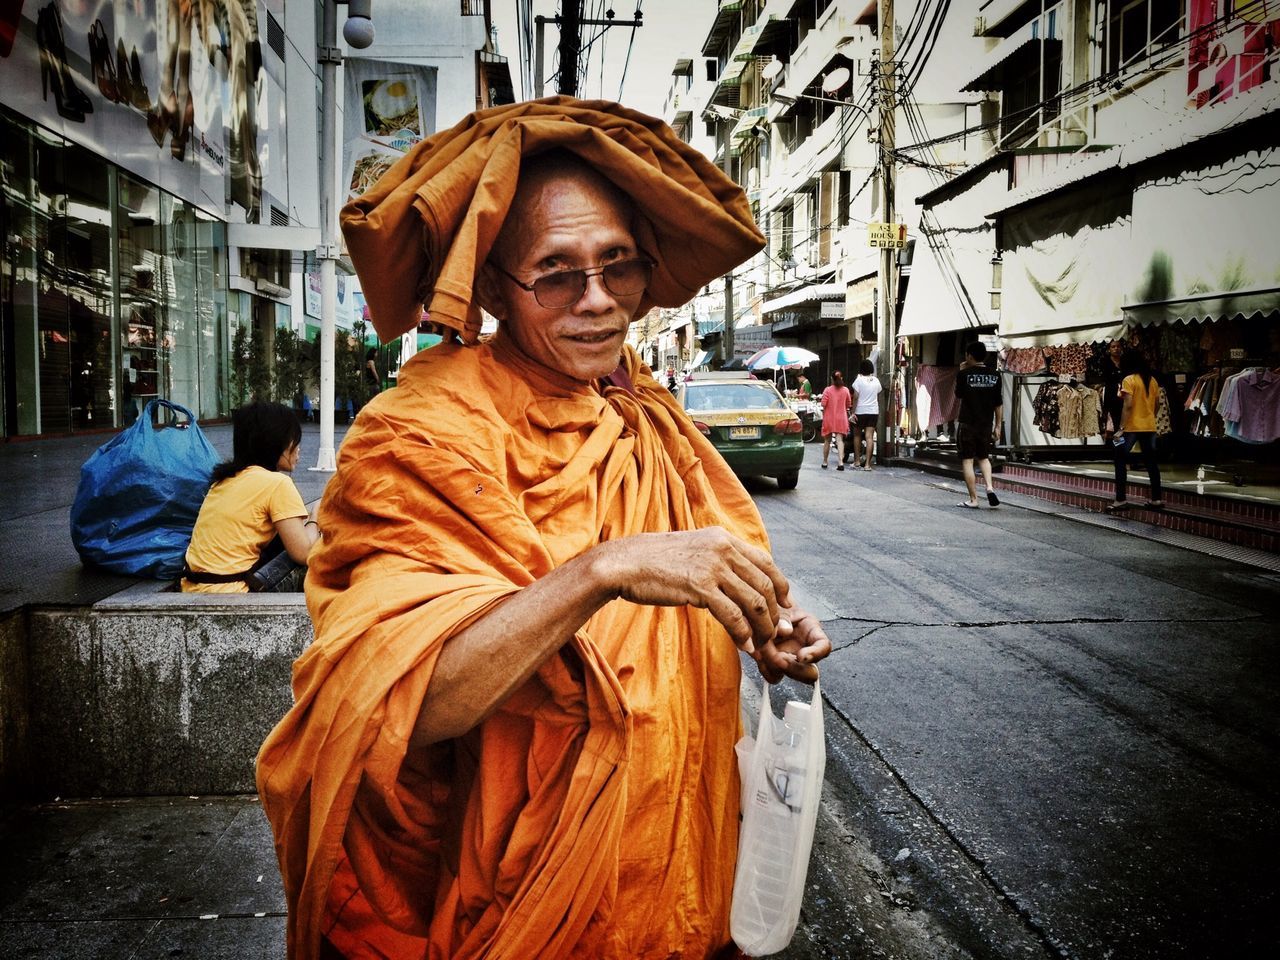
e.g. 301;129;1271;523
312;1;374;473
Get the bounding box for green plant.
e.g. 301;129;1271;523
273;326;311;407
348;319;376;409
247;322;273;403
229;323;252;406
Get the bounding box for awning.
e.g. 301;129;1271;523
761;282;845;314
961;30;1059;93
701;0;744;56
995;179;1136;348
844;274;876;320
691;349;713;368
1124;287;1280;327
899;218;997;337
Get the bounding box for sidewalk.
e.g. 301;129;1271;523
0;422;347;615
0;795;285;959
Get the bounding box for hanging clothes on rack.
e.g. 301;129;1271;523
1000;347;1047;375
1220;367;1280;443
1042;344;1091;379
1055;383;1103;439
1032;381;1061;436
916;365;961;430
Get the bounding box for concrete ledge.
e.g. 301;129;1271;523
23;594;311;799
1;610;31;802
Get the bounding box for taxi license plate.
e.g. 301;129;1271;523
729;426;760;439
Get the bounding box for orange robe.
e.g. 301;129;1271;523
257;336;770;959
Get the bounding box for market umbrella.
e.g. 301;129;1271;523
745;346;821;370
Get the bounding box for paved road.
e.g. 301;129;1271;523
756;449;1280;959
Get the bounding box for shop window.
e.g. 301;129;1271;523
20;131;115;434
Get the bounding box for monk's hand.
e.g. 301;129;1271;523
597;527;791;656
753;606;831;685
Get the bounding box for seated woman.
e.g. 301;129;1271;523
182;402;319;593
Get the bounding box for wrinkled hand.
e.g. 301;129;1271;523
599;527;790;656
752;605;831;684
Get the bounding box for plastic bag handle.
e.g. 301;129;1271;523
142;398;199;427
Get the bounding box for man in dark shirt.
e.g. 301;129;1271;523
954;341;1003;508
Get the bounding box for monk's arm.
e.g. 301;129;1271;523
412;527;810;746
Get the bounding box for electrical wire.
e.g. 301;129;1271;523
894;0;1271;155
618;2;643;101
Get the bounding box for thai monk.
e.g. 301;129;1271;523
256;98;832;960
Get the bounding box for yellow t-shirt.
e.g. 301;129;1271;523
1120;374;1159;432
182;466;307;593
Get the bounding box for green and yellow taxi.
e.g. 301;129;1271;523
676;373;805;489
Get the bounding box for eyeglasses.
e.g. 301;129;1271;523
493;258;655;309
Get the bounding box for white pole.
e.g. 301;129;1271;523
312;0;339;472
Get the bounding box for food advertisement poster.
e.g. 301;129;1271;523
342;58;437;202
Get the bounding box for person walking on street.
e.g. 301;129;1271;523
851;359;882;470
820;370;852;470
1107;349;1164;512
955;342;1003;508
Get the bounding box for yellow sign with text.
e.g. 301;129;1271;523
867;222;908;248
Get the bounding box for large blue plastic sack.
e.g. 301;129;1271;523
71;399;219;579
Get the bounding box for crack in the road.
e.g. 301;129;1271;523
824;614;1261;634
820;694;1073;960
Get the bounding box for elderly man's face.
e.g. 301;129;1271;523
481;168;645;381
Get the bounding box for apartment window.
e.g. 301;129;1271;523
1105;0;1183;73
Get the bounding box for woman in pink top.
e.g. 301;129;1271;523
820;371;853;470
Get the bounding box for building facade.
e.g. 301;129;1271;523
905;0;1280;464
0;0;508;439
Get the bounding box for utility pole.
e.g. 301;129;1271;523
722;133;735;366
874;0;896;465
558;1;581;96
534;7;642;99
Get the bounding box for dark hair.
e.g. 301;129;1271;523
832;370;845;387
1122;348;1156;389
211;402;302;483
366;347;377;361
966;341;987;362
859;359;874;376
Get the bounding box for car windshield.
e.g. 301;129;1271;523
684;382;788;412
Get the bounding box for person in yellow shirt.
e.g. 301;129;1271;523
1107;349;1164;512
182;402;319;592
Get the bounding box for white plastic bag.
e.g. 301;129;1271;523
730;679;826;956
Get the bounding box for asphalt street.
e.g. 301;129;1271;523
754;448;1280;959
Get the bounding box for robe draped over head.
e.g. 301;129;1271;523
339;95;765;343
259;98;772;959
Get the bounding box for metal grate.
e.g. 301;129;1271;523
270;206;289;226
461;0;484;16
266;12;285;60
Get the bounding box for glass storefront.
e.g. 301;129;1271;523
1;107;227;437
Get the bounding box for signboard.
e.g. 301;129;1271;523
868;222;909;249
820;300;845;319
732;323;775;359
